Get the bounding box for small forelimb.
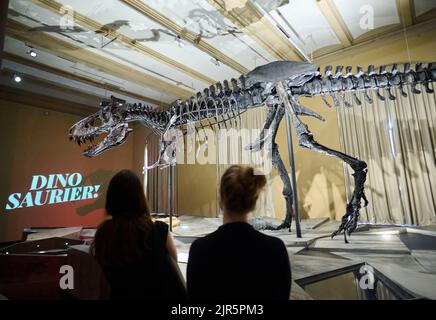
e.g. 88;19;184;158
292;99;325;122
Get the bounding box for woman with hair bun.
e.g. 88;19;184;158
187;165;291;300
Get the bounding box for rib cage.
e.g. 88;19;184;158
125;75;266;133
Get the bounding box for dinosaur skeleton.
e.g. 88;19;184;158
69;61;436;243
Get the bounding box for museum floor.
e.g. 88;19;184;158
1;216;435;300
172;216;436;300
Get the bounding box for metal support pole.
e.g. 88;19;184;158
284;108;302;238
215;129;220;218
168;166;173;232
336;100;350;204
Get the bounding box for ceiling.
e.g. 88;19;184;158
1;0;436;112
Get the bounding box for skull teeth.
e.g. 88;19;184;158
71;133;98;149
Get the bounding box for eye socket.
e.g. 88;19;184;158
100;108;111;122
92;117;102;127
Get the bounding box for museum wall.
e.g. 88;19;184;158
131;123;148;181
0;100;135;242
177;164;219;217
175;27;436;221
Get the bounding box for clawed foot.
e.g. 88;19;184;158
276;221;291;231
262;221;291;231
251;218;291;232
331;229;350;243
331;208;359;243
332;162;367;243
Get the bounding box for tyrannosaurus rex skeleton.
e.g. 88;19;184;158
69;61;436;243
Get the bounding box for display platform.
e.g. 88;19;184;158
2;216;436;300
171;216;436;300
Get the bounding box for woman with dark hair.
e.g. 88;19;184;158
92;169;186;300
187;165;291;300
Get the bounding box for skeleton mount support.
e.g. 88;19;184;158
69;61;436;243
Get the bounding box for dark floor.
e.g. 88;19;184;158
399;233;436;251
174;236;198;244
296;248;350;260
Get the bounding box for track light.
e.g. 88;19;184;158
211;58;220;66
13;74;22;83
175;35;184;48
27;49;37;57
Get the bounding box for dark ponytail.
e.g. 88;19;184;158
92;170;153;268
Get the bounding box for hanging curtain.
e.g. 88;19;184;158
338;78;436;225
216;107;276;219
145;133;178;215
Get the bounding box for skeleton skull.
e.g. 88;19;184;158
68;97;132;157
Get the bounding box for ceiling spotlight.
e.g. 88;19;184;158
175;35;184;48
13;74;22;83
26;47;37;57
211;58;220;66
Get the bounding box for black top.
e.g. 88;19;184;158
187;222;291;300
102;221;186;300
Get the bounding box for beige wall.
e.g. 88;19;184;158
177;164;218;217
175;28;436;221
0;99;139;241
131;123;149;179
